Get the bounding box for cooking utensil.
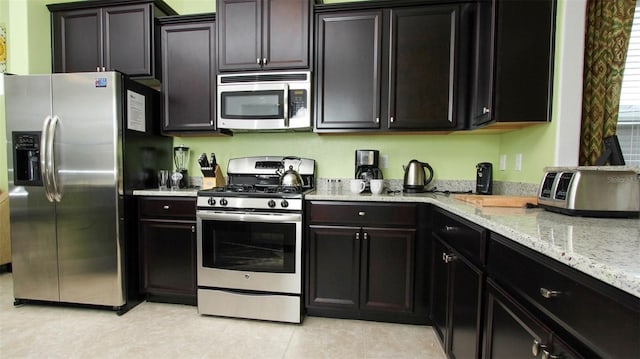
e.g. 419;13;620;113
402;160;434;193
276;156;303;187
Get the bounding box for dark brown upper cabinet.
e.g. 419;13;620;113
48;0;176;81
217;0;311;72
314;2;474;132
471;0;556;129
157;14;229;134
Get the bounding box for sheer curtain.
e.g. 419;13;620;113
580;0;637;165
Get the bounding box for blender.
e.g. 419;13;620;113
173;145;190;188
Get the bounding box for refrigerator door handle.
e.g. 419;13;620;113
48;115;62;202
41;115;54;202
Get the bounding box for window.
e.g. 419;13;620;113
617;3;640;167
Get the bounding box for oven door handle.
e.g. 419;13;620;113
197;210;302;223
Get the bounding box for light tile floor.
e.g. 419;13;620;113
0;272;446;358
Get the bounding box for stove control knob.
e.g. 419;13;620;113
220;198;228;206
208;197;216;206
280;200;289;208
268;199;276;208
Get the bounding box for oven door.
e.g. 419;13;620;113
197;210;302;294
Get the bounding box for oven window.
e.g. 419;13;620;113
221;90;284;119
201;220;296;273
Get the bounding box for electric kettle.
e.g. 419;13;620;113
403;160;434;193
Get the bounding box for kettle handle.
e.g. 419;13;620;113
422;162;434;184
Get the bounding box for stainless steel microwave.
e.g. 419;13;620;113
217;71;311;131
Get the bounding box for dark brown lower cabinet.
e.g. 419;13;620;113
306;201;427;324
488;233;640;358
430;208;486;358
139;197;197;305
484;279;580;359
431;239;484;359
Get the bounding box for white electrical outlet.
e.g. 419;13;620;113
515;153;523;171
380;155;389;169
499;154;507;171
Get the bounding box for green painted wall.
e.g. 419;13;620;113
0;0;575;192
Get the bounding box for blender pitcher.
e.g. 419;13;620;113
173;145;190;188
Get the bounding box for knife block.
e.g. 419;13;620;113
202;165;226;189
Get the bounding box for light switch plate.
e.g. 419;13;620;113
499;154;507;171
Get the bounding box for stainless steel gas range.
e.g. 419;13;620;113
196;156;315;323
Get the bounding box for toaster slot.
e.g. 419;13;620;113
554;172;575;200
539;172;558;198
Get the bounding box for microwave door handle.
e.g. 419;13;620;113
283;84;289;128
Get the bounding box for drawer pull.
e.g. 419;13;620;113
162;205;170;210
363;232;368;240
444;225;458;232
442;253;457;263
355;232;360;240
540;287;562;299
358;211;366;216
542;349;562;359
532;339;541;356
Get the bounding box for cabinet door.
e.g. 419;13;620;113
262;0;309;70
161;22;217;132
474;0;555;126
360;227;415;313
449;254;483;359
484;280;552;359
51;9;102;73
141;221;197;298
307;225;360;310
315;11;382;130
388;5;460;130
430;240;449;345
103;4;153;77
218;0;262;71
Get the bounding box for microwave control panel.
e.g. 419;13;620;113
289;89;308;118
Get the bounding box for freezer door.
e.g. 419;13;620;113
4;75;60;302
51;72;125;306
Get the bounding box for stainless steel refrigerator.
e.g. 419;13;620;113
4;72;171;313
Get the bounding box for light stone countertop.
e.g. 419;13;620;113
306;189;640;299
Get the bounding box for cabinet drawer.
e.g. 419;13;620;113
432;208;486;267
139;197;196;219
307;201;416;227
488;234;640;359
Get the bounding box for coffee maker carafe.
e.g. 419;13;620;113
355;149;383;192
174;145;190;188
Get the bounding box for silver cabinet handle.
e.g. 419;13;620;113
263;58;268;65
210;120;214;126
363;232;368;240
191;225;195;233
390;116;394;123
358;211;365;216
442;253;456;263
542;349;562;359
375;117;379;124
162;205;170;210
532;339;541;356
444;225;458;232
355;232;360;240
540;288;562;299
483;107;491;114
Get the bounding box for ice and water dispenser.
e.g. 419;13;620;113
12;132;42;186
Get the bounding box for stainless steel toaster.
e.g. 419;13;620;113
537;167;640;218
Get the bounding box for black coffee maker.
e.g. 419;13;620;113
355;149;383;192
